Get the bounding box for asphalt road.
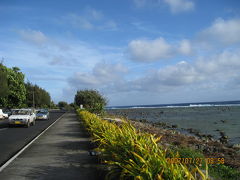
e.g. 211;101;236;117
0;111;65;167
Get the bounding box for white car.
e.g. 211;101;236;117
9;109;36;127
0;109;8;119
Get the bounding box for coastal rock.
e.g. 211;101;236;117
172;124;178;128
233;144;240;149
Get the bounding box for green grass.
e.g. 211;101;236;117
173;146;240;180
209;164;240;180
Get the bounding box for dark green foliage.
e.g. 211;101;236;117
0;64;26;108
25;82;51;108
0;63;52;109
74;89;107;114
209;164;240;180
50;101;57;109
0;64;9;98
57;101;74;111
58;101;68;109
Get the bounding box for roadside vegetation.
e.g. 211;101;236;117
77;109;209;179
0;63;55;109
74;89;107;114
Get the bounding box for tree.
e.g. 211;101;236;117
0;64;9;99
0;64;26;108
0;63;52;109
25;82;51;108
74;89;107;114
58;101;69;109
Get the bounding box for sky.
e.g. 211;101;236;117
0;0;240;106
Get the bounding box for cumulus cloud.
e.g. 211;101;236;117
178;39;192;55
130;49;240;92
163;0;194;13
199;18;240;45
19;29;48;45
68;62;128;89
128;38;172;62
128;37;192;62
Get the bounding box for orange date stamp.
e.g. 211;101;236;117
166;157;225;165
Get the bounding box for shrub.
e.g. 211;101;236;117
77;110;209;180
74;90;107;114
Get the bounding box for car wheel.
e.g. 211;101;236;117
25;121;30;128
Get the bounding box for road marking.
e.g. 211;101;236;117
0;113;65;172
0;128;8;131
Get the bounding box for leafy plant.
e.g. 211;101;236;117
74;89;107;114
77;110;209;180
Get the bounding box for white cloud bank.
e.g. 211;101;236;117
67;49;240;102
128;37;192;62
199;18;240;45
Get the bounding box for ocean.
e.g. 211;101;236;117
106;100;240;109
106;100;240;145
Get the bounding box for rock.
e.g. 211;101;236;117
219;137;228;144
172;124;178;128
232;144;240;149
219;131;226;137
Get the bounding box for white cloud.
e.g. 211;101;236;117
68;62;128;89
19;29;48;45
199;18;240;45
178;39;192;55
131;49;240;92
128;37;193;62
164;0;194;13
128;38;172;62
63;7;117;31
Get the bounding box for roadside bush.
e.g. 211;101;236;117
74;89;107;114
77;110;209;180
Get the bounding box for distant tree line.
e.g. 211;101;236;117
0;63;54;109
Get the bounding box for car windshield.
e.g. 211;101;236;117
37;110;48;114
12;110;30;115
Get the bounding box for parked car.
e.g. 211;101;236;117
36;109;49;120
8;109;36;127
3;109;12;116
0;109;8;119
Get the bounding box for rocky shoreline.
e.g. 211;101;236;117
129;119;240;170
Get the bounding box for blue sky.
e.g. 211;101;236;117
1;0;240;106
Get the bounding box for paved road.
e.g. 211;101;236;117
0;113;104;180
0;111;65;167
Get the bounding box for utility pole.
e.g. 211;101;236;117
32;87;35;108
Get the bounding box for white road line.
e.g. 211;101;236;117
0;128;8;131
0;113;65;172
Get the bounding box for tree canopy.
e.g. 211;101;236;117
0;63;26;108
74;89;107;113
0;63;52;109
25;82;51;108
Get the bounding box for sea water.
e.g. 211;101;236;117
106;101;240;145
